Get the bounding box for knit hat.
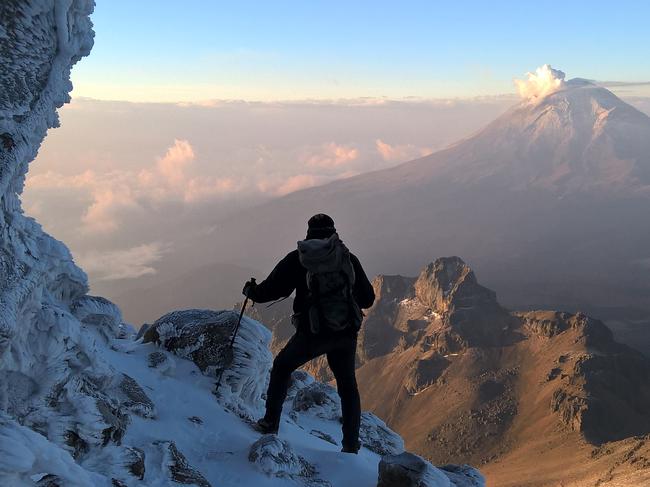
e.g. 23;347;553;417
306;213;336;239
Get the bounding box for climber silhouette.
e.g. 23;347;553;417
242;214;375;454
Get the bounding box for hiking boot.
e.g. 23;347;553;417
252;418;279;435
341;441;360;454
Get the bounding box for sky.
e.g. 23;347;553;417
72;0;650;102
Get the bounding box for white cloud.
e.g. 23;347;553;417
375;139;432;163
75;242;168;281
514;64;566;102
25;139;240;233
305;142;359;168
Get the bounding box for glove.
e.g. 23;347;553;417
242;278;257;299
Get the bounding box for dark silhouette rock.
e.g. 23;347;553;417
154;441;211;487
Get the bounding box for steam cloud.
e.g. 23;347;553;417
514;64;566;102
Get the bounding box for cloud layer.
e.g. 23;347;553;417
21;96;529;285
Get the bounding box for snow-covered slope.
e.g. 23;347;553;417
1;307;485;486
0;2;483;486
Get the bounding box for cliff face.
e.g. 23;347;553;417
0;0;94;353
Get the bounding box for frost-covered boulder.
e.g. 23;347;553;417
143;309;272;417
378;453;485;487
71;295;123;340
115;374;156;419
360;412;404;456
286;369;316;401
292;382;342;420
248;435;327;486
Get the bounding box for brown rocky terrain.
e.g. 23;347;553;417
251;256;650;485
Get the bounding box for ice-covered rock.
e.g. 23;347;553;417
292;382;342;420
143;309;272;417
378;452;485;487
248;435;327;486
359;412;404;456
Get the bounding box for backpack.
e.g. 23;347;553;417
297;233;363;333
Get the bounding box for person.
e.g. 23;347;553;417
242;213;375;454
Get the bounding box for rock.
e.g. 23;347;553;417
286;370;316;401
95;399;129;446
155;441;211;487
248;435;327;485
123;446;145;480
36;474;63;487
136;323;150;341
64;431;88;459
71;295;123;340
292;382;341;420
309;429;338;445
549;347;650;443
142;309;238;372
118;323;136;340
148;351;168;368
378;452;452;487
360;412;404;456
117;374;156;419
413;257;515;352
143;309;272;415
404;353;450;394
438;464;485;487
359;275;417;364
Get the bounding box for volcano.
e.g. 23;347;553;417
205;71;650;323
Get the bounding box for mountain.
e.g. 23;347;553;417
0;3;482;486
354;257;650;486
248;256;650;485
104;261;260;326
202;75;650;326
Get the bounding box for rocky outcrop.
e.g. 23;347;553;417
413;257;516;352
352;258;650;486
292;382;341;421
378;452;485;487
520;309;650;443
143;309;272;417
359;275;417;363
248;435;325;485
359;412;404;456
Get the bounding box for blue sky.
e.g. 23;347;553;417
72;0;650;102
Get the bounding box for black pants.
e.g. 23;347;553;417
263;328;360;448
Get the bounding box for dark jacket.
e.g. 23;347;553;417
249;249;375;334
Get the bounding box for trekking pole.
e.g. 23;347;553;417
215;278;255;395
